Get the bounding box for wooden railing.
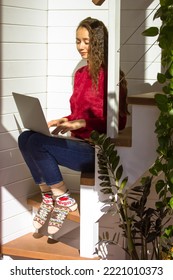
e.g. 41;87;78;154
92;0;105;5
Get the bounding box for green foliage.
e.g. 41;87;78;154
142;27;159;37
157;73;166;84
92;0;173;259
142;0;173;258
91;131;171;259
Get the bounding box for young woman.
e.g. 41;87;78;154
18;17;108;235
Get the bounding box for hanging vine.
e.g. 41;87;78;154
142;0;173;258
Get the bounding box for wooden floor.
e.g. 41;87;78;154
1;232;97;260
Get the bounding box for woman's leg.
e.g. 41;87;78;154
44;138;94;234
18;131;95;232
18;130;46;184
33;183;54;229
18;131;55;229
23;132;94;234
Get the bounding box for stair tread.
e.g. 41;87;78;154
127;92;157;106
2;232;97;260
27;193;80;223
80;172;95;186
112;126;132;147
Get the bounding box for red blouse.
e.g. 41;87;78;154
65;65;107;139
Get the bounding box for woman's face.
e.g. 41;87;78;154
76;27;90;59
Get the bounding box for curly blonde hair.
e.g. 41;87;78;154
77;17;108;87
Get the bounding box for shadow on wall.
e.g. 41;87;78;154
127;81;162;95
120;0;161;95
0;0;43;248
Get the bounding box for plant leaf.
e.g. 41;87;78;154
116;165;123;181
155;179;165;194
142;27;159;37
169;197;173;209
112;155;120;171
155;93;168;112
119;177;128;191
157;72;166;83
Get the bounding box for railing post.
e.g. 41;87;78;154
107;0;121;138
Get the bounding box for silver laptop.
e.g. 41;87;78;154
12;92;83;141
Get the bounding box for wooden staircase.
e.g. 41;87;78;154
1;194;96;260
1;232;95;260
1;128;132;260
1;174;97;260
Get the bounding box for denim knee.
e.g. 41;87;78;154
23;132;47;154
18;130;35;151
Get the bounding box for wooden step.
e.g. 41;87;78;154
1;232;97;260
112;126;132;147
27;192;80;223
80;172;95;186
127;92;158;106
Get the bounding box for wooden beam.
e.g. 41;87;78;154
92;0;105;6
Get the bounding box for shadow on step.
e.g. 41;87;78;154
33;226;80;250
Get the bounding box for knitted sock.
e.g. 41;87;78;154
33;184;54;230
48;191;77;235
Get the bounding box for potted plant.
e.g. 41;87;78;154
90;0;173;260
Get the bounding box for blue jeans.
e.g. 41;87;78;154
18;130;95;185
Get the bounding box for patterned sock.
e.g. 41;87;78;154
33;191;54;230
48;191;77;235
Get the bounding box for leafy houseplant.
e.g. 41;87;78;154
91;131;172;259
91;0;173;260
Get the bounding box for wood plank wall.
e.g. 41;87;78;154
0;0;48;244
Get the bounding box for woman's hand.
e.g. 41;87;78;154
49;119;86;135
47;118;68;129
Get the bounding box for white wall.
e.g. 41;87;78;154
118;0;161;187
0;0;48;244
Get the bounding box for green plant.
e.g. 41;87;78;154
91;0;173;259
142;0;173;255
91;131;171;259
